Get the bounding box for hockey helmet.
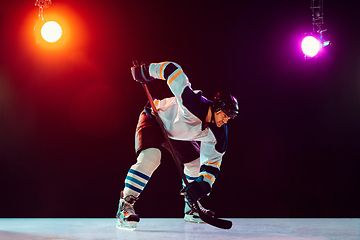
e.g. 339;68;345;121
212;91;239;119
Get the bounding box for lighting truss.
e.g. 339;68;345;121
311;0;330;47
301;0;331;59
35;0;52;20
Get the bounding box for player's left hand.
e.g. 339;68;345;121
180;176;211;205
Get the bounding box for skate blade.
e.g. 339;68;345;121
116;218;137;230
184;214;206;224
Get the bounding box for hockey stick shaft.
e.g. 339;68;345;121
140;81;232;230
141;83;189;187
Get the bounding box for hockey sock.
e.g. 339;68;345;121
123;148;161;198
183;158;200;213
183;157;200;187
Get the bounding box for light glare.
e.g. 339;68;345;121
41;21;62;43
301;36;321;57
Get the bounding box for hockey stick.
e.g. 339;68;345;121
136;63;232;229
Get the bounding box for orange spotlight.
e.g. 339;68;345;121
33;12;70;51
41;21;62;43
22;3;88;55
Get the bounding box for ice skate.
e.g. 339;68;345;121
116;191;140;230
184;200;215;223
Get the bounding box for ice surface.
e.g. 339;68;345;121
0;218;358;240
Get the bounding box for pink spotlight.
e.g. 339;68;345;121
301;36;321;58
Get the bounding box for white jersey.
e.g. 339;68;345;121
148;62;229;187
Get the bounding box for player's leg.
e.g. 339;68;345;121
116;148;161;230
116;110;163;230
173;141;215;223
183;157;203;223
164;140;208;223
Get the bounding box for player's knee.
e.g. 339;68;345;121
137;148;161;169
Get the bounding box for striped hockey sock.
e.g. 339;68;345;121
123;148;161;198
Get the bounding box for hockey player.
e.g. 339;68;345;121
116;61;239;230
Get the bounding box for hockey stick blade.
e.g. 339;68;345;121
195;204;232;229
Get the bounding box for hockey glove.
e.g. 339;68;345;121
131;61;154;83
180;176;211;206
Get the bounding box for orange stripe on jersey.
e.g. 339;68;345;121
205;161;221;168
200;173;215;183
154;99;160;107
159;62;169;80
168;70;183;85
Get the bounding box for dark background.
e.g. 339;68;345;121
0;0;359;218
